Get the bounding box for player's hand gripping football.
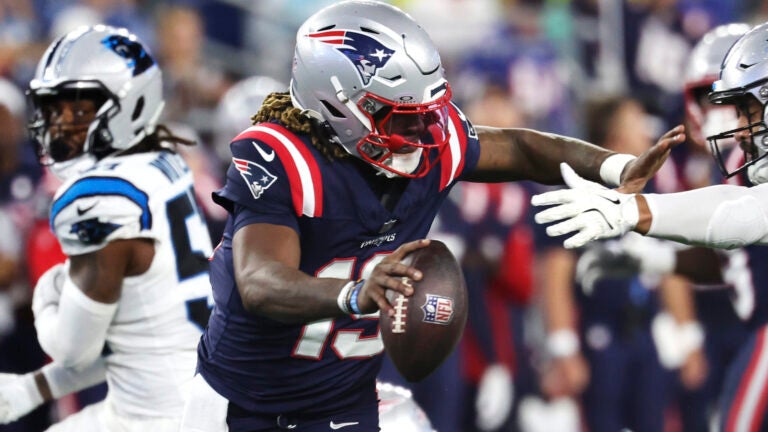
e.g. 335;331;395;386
531;163;639;249
617;124;684;193
356;239;429;317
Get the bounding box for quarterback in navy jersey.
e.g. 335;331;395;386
186;1;684;431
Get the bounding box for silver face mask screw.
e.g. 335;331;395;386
760;86;768;99
361;99;377;114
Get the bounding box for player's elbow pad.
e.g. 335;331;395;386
34;275;117;369
706;195;768;249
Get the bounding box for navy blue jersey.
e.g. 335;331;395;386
723;245;768;330
198;104;480;416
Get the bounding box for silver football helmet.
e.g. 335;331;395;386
214;75;286;163
708;22;768;184
684;23;750;149
290;0;452;178
27;25;164;180
377;381;435;432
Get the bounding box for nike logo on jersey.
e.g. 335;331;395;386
252;141;275;162
330;421;359;430
76;201;99;216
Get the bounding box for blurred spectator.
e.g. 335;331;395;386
0;0;43;83
155;4;232;140
48;0;155;46
453;2;578;136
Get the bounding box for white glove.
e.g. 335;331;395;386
531;163;639;249
517;396;580;432
0;372;44;424
620;232;677;276
651;313;704;369
575;240;639;295
31;263;67;319
475;364;514;431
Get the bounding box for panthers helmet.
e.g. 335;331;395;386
683;23;750;149
290;0;452;178
27;25;164;180
708;22;768;184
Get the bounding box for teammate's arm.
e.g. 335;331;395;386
233;223;425;323
466;125;684;190
34;239;153;368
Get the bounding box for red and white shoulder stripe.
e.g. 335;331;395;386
438;105;469;191
725;326;768;432
234;123;323;217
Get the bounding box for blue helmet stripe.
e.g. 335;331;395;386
50;177;152;230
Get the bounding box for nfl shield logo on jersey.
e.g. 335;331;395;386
233;157;277;199
421;294;454;325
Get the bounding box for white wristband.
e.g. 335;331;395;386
337;281;355;314
546;329;579;358
41;359;107;399
679;321;705;353
600;154;637;187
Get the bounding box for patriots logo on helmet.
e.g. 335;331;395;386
101;35;155;76
233;157;277;199
307;30;395;85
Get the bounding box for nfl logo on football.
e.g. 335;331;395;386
421;294;454;325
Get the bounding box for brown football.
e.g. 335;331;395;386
380;240;468;382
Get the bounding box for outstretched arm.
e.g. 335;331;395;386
466;125;684;187
532;164;768;249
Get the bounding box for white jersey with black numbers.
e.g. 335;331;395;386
49;150;213;419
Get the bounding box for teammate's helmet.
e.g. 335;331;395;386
214;75;286;163
683;23;750;149
708;22;768;184
290;0;452;178
27;25;164;180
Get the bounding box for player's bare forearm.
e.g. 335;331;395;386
236;260;350;323
233;223;352;323
465;127;611;184
33;372;52;402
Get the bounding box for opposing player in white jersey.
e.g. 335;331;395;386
0;25;213;431
533;22;768;431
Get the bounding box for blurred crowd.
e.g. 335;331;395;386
2;0;768;431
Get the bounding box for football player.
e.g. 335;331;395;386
0;25;213;431
533;21;768;431
184;1;683;431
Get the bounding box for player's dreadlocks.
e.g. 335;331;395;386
252;92;349;160
121;124;195;157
